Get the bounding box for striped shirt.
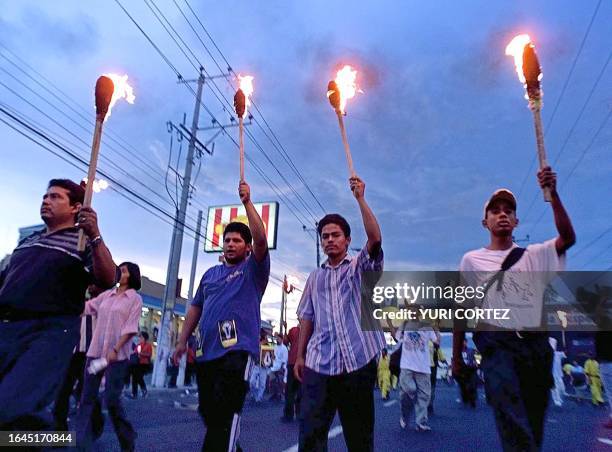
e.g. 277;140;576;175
0;227;94;317
297;247;386;375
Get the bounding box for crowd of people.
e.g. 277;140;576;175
0;164;610;452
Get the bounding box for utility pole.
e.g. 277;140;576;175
177;209;203;388
152;71;204;388
303;222;320;268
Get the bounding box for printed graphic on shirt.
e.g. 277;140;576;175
218;319;238;348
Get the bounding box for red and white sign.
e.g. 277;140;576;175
204;202;279;252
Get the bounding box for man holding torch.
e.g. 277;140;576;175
173;179;270;452
454;167;575;451
295;175;385;451
0;179;117;432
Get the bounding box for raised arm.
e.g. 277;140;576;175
350;176;382;257
537;167;576;255
239;181;268;262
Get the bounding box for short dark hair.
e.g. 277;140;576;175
317;214;351;238
223;222;252;244
119;261;142;291
141;331;149;341
48;179;85;205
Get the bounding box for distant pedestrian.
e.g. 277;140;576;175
270;335;288;401
131;331;151;398
378;349;392;401
282;325;301;422
584;354;604;406
75;262;143;451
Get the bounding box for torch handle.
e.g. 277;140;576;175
77;117;104;251
239;117;245;182
531;108;552;202
336;110;356;178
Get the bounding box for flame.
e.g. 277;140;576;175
82;177;110;193
103;73;135;118
505;34;532;84
331;65;359;114
238;75;254;116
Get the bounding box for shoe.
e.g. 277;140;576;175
399;417;406;429
415;424;431;432
127;394;137;399
142;389;148;398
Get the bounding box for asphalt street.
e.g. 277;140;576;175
82;381;612;451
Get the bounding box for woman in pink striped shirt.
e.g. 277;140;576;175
75;262;143;452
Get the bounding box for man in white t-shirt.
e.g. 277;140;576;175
270;335;288;401
454;166;575;451
394;322;440;431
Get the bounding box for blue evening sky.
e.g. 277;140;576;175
1;1;610;325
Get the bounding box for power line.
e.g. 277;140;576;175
515;0;604;200
175;0;326;215
115;0;318;229
0;106;301;289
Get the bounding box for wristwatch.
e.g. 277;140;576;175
90;235;103;247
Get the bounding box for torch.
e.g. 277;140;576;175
234;75;254;182
505;34;552;202
327;65;359;178
77;74;135;251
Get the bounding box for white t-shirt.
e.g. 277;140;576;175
395;327;437;374
460;239;565;330
271;343;288;372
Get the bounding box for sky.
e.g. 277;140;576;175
0;0;610;328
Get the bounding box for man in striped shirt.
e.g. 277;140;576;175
0;179;116;432
295;176;385;452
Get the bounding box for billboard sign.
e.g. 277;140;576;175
204;201;279;252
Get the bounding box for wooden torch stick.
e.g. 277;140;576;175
531;107;552;201
335;110;356;178
239;116;245;181
77;76;114;251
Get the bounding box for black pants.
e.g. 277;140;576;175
474;332;553;452
196;351;252;452
0;316;80;429
284;364;301;420
299;359;377;452
53;352;87;430
132;363;148;396
457;367;478;406
428;365;438;411
76;359;136;451
185;362;196;386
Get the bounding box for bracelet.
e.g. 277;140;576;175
90;235;103;247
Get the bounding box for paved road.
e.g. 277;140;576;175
87;383;610;451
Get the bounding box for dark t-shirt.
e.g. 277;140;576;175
0;227;95;317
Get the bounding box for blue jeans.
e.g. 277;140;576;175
76;359;136;451
0;316;79;429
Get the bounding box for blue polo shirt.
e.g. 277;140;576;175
0;227;94;317
192;251;270;362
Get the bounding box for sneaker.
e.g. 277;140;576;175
142;389;148;398
416;424;431;432
399;417;406;429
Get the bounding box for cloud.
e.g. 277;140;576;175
2;8;100;61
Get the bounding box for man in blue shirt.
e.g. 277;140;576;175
174;180;270;452
295;176;385;451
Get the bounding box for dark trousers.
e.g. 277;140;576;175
299;359;377;452
0;316;79;429
428;365;438;411
185;362;195;386
196;351;252;452
284;364;301;420
457;367;478;406
474;332;553;452
131;363;148;396
76;359;136;451
53;352;87;430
